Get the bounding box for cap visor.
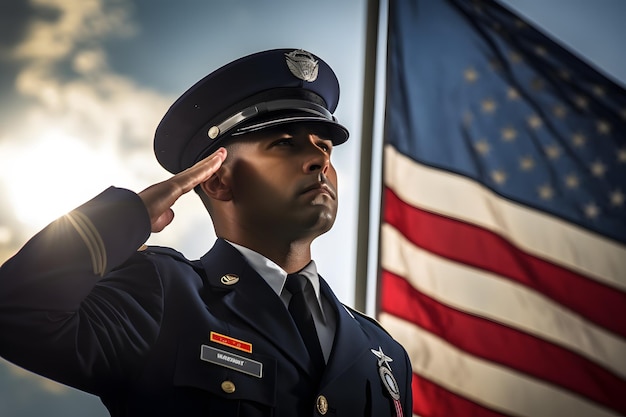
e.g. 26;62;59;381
232;115;349;145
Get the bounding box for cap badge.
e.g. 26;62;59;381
285;49;319;82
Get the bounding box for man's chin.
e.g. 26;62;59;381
311;210;337;237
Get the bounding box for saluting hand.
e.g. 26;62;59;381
139;148;227;233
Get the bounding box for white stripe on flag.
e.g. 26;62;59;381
384;145;626;289
381;223;626;378
379;313;620;417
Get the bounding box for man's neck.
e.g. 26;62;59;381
221;235;313;274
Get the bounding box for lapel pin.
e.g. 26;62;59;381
220;274;240;286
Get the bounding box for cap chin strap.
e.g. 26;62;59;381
206;99;336;140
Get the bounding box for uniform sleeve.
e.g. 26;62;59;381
0;187;163;394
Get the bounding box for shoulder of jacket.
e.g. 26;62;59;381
342;304;392;337
137;245;194;265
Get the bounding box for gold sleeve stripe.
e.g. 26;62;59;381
65;211;107;276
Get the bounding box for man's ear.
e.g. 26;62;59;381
200;165;233;201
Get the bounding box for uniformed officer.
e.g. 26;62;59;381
0;49;412;416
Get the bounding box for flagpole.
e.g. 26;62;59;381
354;0;380;312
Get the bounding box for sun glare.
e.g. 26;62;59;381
2;131;127;229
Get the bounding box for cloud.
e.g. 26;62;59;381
0;0;178;244
10;0;168;156
0;0;222;271
13;0;136;62
0;2;218;397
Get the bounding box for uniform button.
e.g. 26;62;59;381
221;380;236;394
316;395;328;415
208;125;220;139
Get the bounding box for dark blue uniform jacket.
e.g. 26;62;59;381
0;187;412;416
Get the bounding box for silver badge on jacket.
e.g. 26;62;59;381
371;346;403;416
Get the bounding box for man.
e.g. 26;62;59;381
0;49;412;416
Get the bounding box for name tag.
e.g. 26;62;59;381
200;345;263;378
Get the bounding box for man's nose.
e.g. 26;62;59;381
302;138;330;174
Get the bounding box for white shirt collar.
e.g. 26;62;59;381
225;240;323;306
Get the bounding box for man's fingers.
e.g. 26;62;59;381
139;147;227;232
173;148;228;194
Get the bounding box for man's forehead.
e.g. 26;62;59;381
222;124;336;159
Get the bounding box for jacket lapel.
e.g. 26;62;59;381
200;239;313;374
319;277;371;386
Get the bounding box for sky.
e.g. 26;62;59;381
0;0;367;305
0;0;624;415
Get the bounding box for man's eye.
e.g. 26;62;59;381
274;138;294;146
318;142;332;153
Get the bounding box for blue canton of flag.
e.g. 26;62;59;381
385;0;626;243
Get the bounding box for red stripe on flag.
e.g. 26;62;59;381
382;271;626;414
412;373;511;417
383;186;626;337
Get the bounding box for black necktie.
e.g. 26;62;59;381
285;274;326;372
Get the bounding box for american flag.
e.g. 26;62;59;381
378;1;626;416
